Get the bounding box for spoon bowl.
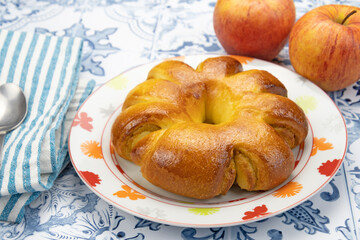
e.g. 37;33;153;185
0;83;27;159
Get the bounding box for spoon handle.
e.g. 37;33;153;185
0;134;4;162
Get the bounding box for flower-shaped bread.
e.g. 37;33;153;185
111;56;308;199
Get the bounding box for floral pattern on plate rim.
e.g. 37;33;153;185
68;55;347;227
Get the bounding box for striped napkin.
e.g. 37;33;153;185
0;30;94;222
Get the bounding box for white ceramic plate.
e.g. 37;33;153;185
68;55;347;227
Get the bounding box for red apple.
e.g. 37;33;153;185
289;5;360;91
213;0;296;61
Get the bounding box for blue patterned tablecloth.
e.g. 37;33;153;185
1;0;360;239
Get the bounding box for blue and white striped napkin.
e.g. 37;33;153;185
0;30;94;222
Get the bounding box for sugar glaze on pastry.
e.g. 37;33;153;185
111;56;308;199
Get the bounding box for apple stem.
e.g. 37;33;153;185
341;10;357;25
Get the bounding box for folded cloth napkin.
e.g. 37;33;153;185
0;29;95;222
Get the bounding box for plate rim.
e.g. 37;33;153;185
68;54;348;228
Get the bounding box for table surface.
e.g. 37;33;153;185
1;0;360;239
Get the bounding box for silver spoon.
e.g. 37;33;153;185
0;83;27;161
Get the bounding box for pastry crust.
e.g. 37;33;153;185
111;56;308;199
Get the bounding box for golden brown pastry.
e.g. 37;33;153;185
111;56;308;199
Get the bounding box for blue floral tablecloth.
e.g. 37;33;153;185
1;0;360;239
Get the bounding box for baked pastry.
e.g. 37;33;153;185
111;56;308;199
